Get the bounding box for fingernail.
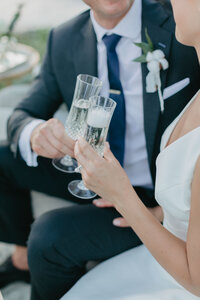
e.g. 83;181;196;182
113;219;121;226
93;200;101;206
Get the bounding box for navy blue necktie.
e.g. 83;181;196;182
103;34;126;166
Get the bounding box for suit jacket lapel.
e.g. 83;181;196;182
142;0;172;168
73;16;98;78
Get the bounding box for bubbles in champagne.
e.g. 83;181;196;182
65;99;89;140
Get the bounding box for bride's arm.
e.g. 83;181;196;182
75;138;200;297
117;159;200;296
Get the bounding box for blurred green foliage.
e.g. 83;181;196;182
16;28;50;60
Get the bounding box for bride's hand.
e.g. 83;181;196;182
74;137;133;205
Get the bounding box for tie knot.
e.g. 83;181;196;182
103;34;121;52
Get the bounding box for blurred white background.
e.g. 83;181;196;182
0;0;89;32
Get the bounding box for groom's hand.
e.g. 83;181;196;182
31;118;75;159
93;198;130;227
93;199;164;227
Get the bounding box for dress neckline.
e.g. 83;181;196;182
159;90;200;156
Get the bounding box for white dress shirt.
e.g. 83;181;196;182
19;0;153;188
19;119;44;167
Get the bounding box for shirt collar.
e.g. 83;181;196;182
90;0;142;42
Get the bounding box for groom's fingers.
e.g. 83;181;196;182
93;198;114;208
93;199;130;227
113;217;130;228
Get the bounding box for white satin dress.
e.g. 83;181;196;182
61;91;200;300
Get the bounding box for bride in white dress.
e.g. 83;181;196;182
62;1;200;299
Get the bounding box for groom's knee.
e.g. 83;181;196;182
28;208;88;298
28;208;84;276
27;210;57;277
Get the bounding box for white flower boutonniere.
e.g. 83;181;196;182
133;29;169;113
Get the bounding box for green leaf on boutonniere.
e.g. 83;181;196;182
145;28;154;51
134;42;150;55
133;54;147;63
133;28;154;63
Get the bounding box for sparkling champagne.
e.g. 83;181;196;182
65;99;90;140
84;109;110;156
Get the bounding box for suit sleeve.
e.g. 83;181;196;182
7;29;63;157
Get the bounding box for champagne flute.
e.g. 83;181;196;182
68;96;116;199
52;74;102;173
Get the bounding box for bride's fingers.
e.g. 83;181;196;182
74;139;91;169
75;138;104;171
113;217;130;228
103;142;117;162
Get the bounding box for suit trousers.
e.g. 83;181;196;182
0;141;157;300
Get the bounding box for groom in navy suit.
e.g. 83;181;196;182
0;0;199;299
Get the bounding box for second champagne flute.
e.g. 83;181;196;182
52;74;102;173
68;96;116;199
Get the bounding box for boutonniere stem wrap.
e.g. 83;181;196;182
133;29;169;113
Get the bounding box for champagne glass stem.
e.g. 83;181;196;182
60;155;74;166
75;165;82;173
77;180;89;191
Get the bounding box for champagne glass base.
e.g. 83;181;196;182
68;180;97;199
52;157;78;173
